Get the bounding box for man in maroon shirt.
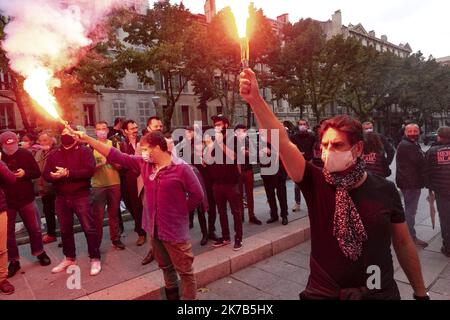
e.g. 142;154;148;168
239;68;429;300
75;130;203;300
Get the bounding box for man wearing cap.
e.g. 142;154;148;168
0;131;51;278
424;126;450;257
235;124;262;225
206;115;244;250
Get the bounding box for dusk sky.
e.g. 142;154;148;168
149;0;450;58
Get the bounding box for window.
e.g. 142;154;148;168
154;72;165;91
201;107;208;124
181;105;190;126
0;103;15;129
138;82;150;90
112;101;126;122
216;106;223;115
0;71;12;90
83;104;96;127
138;101;153;129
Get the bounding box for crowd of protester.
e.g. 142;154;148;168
0;84;449;299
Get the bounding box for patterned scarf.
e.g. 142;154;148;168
323;158;368;261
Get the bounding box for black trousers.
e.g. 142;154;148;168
261;173;288;219
42;193;56;237
120;174;146;236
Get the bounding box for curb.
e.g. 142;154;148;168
78;217;310;300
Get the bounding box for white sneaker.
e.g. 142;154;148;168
51;258;76;273
90;259;102;276
292;203;301;212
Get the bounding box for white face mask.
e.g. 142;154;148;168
298;125;308;132
321;147;356;173
364;128;374;133
141;151;151;162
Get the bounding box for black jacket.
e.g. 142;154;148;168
362;151;391;178
0;161;16;212
290;131;315;161
424;141;450;193
2;148;41;210
395;137;425;189
43;144;95;197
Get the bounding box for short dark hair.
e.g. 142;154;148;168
141;131;168;152
22;132;37;143
363;132;384;154
297;119;308;125
122;120;136;131
234;124;247;131
113;118;123;126
147;116;161;126
96;121;108;127
437;126;450;141
320;115;363;146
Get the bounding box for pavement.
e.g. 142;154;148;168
3;149;450;300
1;180;310;300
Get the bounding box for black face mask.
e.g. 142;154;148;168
407;135;419;142
61;135;75;147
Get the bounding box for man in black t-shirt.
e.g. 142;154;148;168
239;68;429;300
205;115;243;251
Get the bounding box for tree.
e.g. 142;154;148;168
112;2;204;132
337;45;403;121
268;20;359;123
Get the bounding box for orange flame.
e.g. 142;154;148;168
23;67;61;120
229;1;250;39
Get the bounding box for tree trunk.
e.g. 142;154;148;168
163;103;174;133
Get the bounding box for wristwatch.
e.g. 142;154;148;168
413;292;430;300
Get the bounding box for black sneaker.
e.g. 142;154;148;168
200;234;208;246
112;240;126;250
37;252;51;266
233;240;243;251
281;216;289;225
7;261;21;278
249;217;262;225
266;217;278;224
212;238;231;248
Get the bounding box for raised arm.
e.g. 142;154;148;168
75;132;142;174
240;68;306;183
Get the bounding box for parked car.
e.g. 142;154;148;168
423;132;438;145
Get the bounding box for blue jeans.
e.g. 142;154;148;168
401;189;422;238
435;192;450;251
7;201;44;261
56;194;100;260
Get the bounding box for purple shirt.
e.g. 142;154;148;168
107;148;203;243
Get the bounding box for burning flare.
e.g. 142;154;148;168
23;67;61;120
0;0;123;121
228;1;251;68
